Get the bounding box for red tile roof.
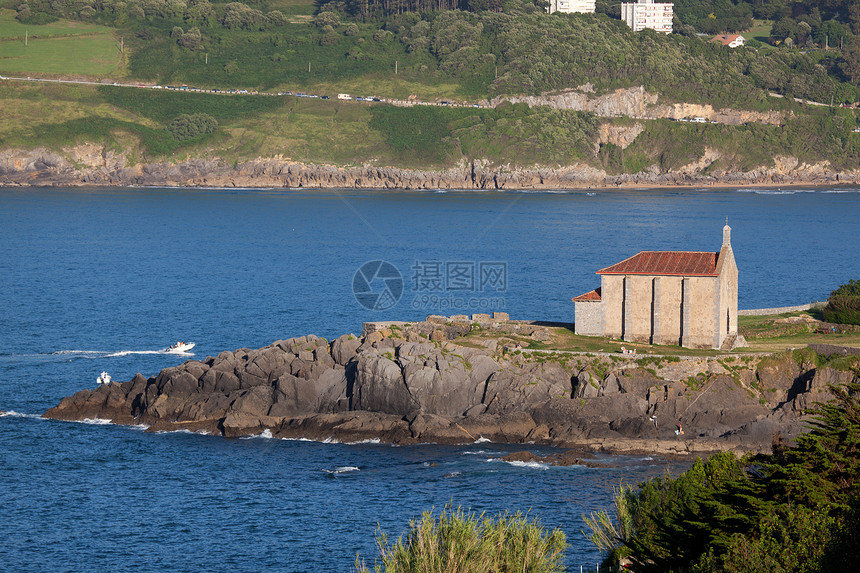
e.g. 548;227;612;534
712;34;744;45
571;288;601;302
597;251;719;276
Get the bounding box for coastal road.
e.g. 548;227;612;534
0;73;490;109
1;73;825;124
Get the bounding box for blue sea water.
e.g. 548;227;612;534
1;186;858;572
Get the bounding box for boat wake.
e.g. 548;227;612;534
0;348;196;369
44;348;196;359
322;466;360;475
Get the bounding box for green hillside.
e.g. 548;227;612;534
2;0;860;173
5;0;860;104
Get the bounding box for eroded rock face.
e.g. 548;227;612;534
42;322;860;454
1;145;856;191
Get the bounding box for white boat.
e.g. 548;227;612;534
165;341;195;353
96;371;112;385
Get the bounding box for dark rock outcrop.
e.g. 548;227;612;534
42;322;860;455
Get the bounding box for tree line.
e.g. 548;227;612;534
11;0;860;106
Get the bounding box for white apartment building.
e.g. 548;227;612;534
547;0;596;14
621;0;674;33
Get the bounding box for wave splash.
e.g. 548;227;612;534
499;459;550;470
0;411;44;419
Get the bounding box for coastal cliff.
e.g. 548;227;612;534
1;147;855;190
43;320;859;455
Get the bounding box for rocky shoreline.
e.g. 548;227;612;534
2;147;857;190
42;319;859;456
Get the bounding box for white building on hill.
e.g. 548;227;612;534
547;0;596;14
712;34;746;48
621;0;674;33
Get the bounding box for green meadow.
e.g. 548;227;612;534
0;10;121;76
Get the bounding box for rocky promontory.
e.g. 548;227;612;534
43;319;859;456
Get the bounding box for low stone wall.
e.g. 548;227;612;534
739;302;826;316
808;344;860;357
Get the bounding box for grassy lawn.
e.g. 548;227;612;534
0;11;121;76
451;311;860;358
737;311;860;352
745;19;774;45
267;0;316;16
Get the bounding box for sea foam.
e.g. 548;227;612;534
0;410;44;419
502;460;550;470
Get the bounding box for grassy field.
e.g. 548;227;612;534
267;0;316;16
0;9;112;38
0;10;121;76
0;82;390;164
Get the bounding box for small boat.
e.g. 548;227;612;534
96;371;112;385
165;341;195;354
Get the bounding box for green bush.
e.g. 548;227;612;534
822;279;860;325
356;505;567;573
15;10;58;24
167;113;218;141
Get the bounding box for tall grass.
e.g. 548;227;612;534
355;505;567;573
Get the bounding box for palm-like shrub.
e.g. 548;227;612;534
356;505;567;573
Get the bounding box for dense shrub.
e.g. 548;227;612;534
222;2;266;31
822;279;860;324
15;7;58;24
177;27;203;50
355;505;567;573
314;10;340;27
167;113;218;140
